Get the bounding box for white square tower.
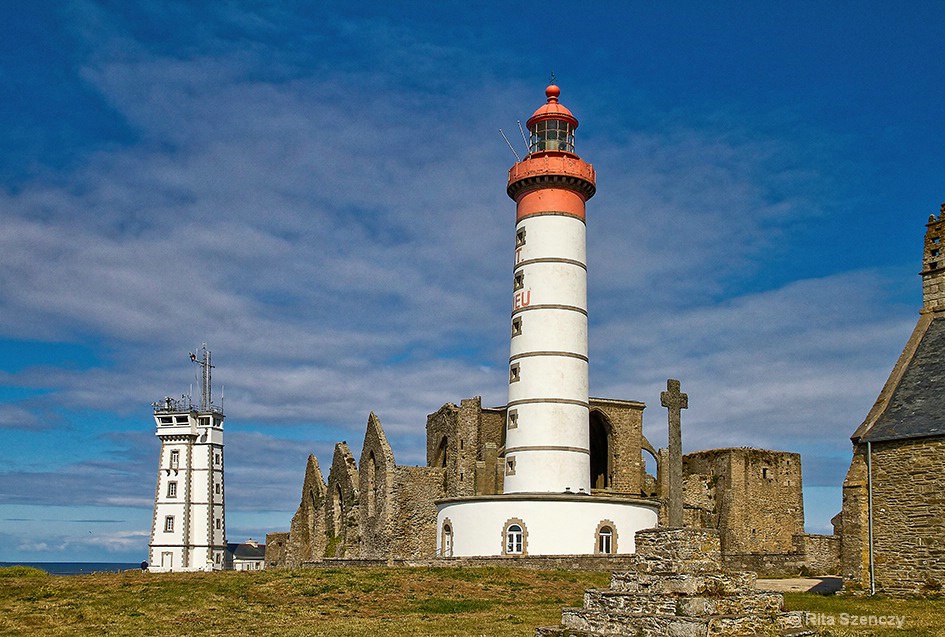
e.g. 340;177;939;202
148;346;226;572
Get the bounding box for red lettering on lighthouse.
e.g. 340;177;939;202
513;290;532;310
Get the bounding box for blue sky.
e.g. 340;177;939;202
1;1;943;562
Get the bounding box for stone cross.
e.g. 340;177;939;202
660;378;688;528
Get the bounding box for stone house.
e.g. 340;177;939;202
840;208;945;595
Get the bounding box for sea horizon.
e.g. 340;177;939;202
1;561;143;575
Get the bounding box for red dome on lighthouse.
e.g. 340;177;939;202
524;85;579;155
526;84;579;130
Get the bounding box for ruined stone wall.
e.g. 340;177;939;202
868;436;945;595
479;407;506;450
324;443;360;558
794;533;840;575
589;399;649;494
684;448;804;556
358;414;397;560
286;454;328;566
839;447;870;590
265;532;288;569
388;465;446;559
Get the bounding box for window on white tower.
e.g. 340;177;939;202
167;481;177;498
170;450;179;469
597;526;614;554
505;524;524;554
516;228;526;247
511;316;523;337
164;516;175;533
509;363;520;383
513;271;524;291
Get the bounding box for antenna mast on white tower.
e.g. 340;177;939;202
190;344;215;411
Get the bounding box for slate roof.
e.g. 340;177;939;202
227;541;266;561
860;317;945;443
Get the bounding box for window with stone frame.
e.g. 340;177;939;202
164;516;174;533
597;526;614;554
502;518;527;555
511;316;523;337
441;520;454;558
167;481;177;498
170;449;179;469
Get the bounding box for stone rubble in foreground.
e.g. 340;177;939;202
536;528;818;637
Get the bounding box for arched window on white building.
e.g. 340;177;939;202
441;521;453;558
503;519;527;555
595;520;617;555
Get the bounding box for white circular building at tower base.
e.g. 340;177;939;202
436;495;658;557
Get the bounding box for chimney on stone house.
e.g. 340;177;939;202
921;204;945;313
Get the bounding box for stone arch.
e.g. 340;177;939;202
589;409;613;489
358;412;397;559
441;518;454;558
332;484;343;537
433;436;448;468
366;452;377;517
325;441;360;557
286;454;327;566
642;446;659;496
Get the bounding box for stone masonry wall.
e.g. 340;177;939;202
358;413;397;560
840;447;870;590
921;211;945;313
684;448;804;557
286;454;328;566
265;532;288;569
389;465;446;559
795;533;841;575
324;443;360;558
589;399;650;494
869;436;945;595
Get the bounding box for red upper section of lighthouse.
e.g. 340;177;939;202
526;85;579;130
508;84;596;203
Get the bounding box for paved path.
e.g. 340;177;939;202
755;576;842;594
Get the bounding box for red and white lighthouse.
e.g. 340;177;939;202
435;85;657;558
504;85;597;494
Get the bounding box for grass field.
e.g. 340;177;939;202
1;566;944;636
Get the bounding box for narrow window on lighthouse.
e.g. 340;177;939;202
506;456;516;476
511;316;523;337
164;516;175;533
170;450;180;469
516;228;526;248
509;363;520;383
514;271;525;291
507;409;518;429
167;481;177;498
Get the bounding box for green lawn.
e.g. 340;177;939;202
2;566;944;636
